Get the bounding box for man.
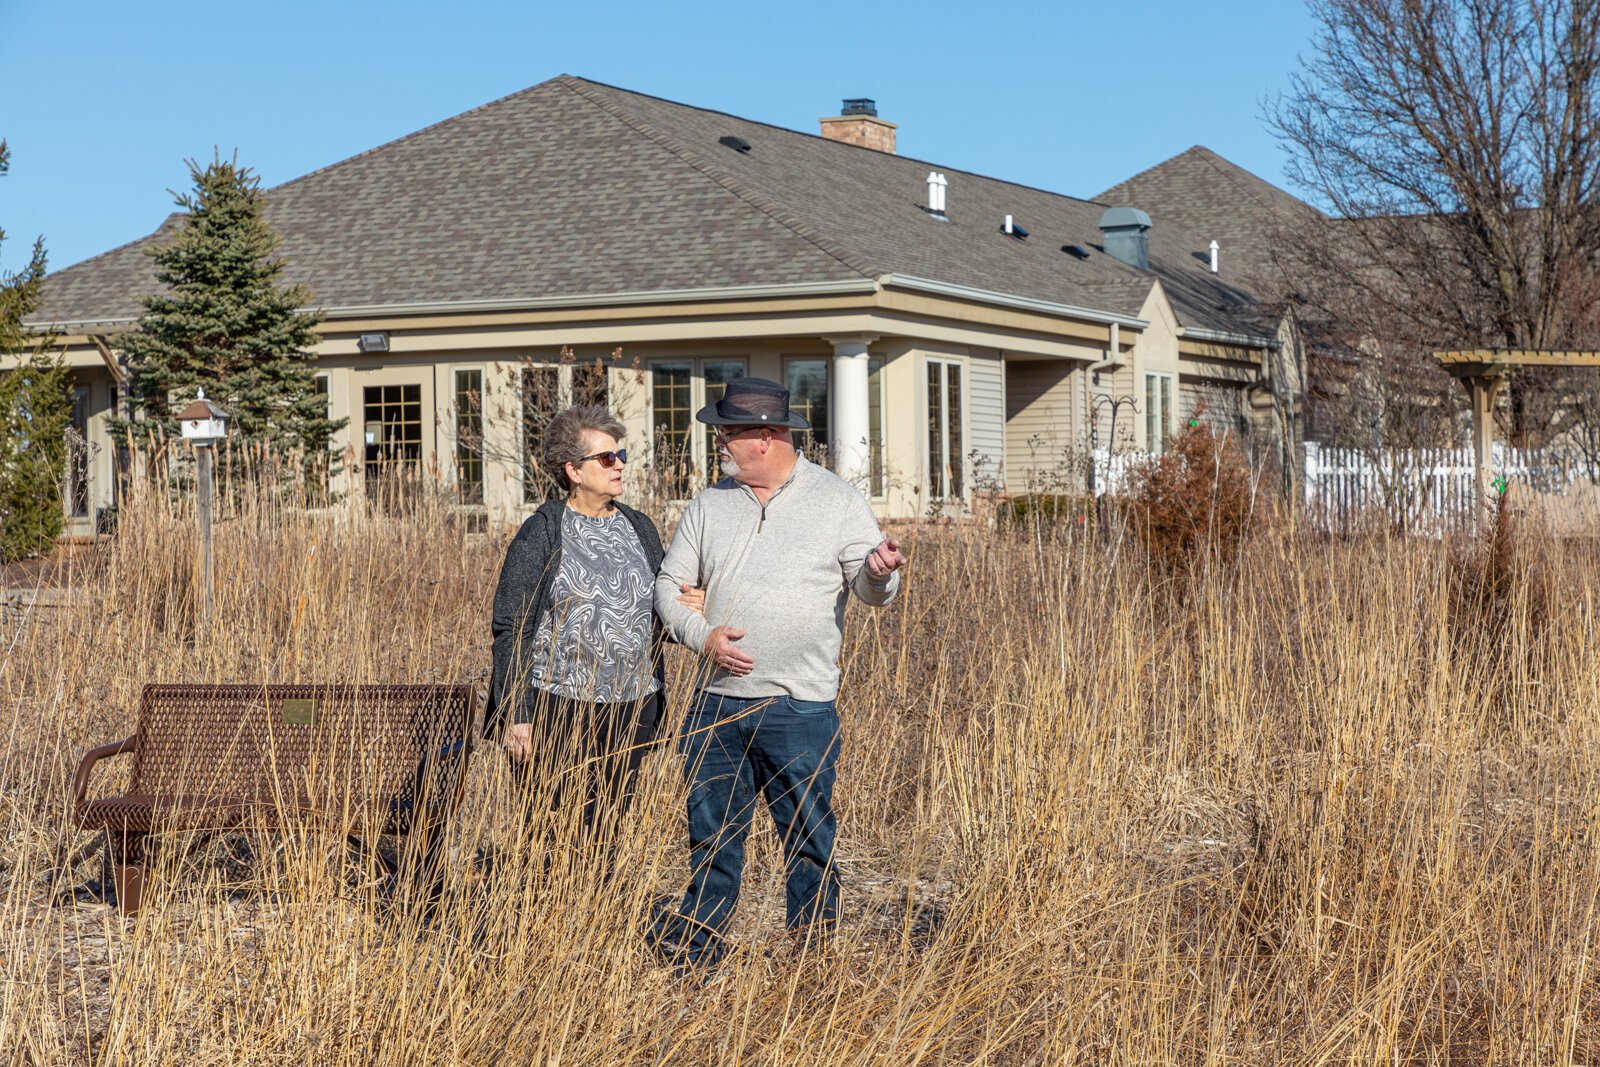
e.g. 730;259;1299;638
651;376;907;971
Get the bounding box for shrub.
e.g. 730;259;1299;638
1001;493;1094;526
1123;414;1259;574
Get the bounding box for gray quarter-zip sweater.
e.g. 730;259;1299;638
653;455;900;700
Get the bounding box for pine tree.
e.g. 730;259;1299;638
0;138;72;562
120;153;343;477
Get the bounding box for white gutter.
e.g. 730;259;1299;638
881;274;1148;329
1177;325;1279;349
28;278;882;332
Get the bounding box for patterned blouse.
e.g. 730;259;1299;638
526;507;660;704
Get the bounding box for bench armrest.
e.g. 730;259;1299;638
73;735;138;810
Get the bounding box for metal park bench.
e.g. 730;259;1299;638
73;683;477;915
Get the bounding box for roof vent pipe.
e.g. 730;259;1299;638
1003;214;1013;234
1209;239;1219;273
1098;206;1152;271
927;171;947;213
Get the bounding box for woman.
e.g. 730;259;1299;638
487;404;698;851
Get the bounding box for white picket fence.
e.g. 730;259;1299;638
1303;442;1600;532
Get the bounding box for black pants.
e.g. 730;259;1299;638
510;689;660;850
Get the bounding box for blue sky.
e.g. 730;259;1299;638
0;0;1319;275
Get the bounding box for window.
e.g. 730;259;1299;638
1145;372;1174;453
784;357;887;496
314;374;330;418
363;384;422;471
522;366;561;503
701;360;745;477
927;359;963;499
455;369;483;505
68;386;90;518
519;358;611;503
786;359;829;462
649;358;746;496
363;383;423;511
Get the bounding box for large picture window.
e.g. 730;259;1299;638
927;359;963;499
649;358;746;496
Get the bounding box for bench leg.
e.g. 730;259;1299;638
108;829;148;916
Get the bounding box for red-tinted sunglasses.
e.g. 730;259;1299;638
575;448;628;469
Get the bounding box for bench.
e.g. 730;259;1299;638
73;683;477;915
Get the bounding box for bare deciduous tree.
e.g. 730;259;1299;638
1270;0;1600;446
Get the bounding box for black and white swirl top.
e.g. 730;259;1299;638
526;507;660;704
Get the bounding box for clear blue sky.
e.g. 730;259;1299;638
0;0;1319;275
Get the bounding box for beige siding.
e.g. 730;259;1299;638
1180;377;1246;434
967;350;1006;492
1005;360;1081;494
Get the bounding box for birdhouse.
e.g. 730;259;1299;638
177;388;229;445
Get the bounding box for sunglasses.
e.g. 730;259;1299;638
575;448;628;469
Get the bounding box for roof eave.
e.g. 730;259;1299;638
1177;325;1280;349
26;278;883;333
881;274;1149;329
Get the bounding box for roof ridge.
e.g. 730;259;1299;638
1094;145;1212;203
558;77;880;280
564;75;1114;220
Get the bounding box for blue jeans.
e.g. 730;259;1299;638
654;691;841;969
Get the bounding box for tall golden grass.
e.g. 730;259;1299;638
2;465;1598;1064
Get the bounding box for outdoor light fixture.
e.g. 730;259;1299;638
357;331;390;353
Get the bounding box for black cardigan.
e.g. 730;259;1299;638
485;500;669;738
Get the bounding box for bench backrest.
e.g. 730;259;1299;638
129;683;476;817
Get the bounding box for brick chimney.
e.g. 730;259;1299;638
820;98;897;154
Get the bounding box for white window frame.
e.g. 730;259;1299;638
647;357;749;493
925;356;966;500
1144;371;1174;453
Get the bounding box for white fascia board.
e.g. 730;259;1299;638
880;273;1149;329
28;279;882;332
1177;325;1280;349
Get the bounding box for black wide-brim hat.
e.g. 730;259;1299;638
695;376;811;430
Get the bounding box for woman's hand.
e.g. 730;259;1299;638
676;582;707;614
504;722;534;762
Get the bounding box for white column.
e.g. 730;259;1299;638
826;335;877;492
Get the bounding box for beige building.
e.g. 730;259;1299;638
24;77;1301;530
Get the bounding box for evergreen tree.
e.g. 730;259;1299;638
120;153;343;476
0;138;72;561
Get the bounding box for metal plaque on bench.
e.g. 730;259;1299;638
281;698;317;725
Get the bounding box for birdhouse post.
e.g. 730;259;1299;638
177;388;230;629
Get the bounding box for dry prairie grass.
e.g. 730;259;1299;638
2;472;1599;1065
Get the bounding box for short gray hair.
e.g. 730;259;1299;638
544;404;627;491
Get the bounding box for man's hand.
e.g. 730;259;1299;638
866;537;908;579
676;582;707;614
705;625;754;676
504;722;534;763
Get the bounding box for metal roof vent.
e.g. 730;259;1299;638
1098;206;1152;270
1063;244;1090;259
1001;214;1029;239
926;171;948;218
1209;239;1220;273
841;98;877;116
719;135;752;154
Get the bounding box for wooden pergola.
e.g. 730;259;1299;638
1435;349;1600;525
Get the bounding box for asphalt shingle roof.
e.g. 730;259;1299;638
32;77;1280;341
1097;145;1323;308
